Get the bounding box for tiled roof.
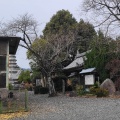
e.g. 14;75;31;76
63;51;90;70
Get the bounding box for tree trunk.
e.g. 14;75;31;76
48;77;56;97
43;77;47;87
41;74;47;87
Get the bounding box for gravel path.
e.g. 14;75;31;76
11;91;120;120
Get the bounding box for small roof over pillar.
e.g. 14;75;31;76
0;36;21;54
80;68;96;74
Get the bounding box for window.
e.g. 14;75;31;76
0;73;6;88
0;40;7;55
0;56;6;71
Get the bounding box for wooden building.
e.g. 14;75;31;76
0;36;21;88
62;51;100;91
62;51;89;90
63;51;87;76
63;51;91;81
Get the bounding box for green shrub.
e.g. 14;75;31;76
39;87;49;94
94;82;99;88
76;85;85;96
8;83;13;90
34;86;40;94
34;86;49;94
90;86;96;94
95;88;109;97
90;87;109;97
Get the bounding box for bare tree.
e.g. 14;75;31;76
0;13;77;96
83;0;120;35
0;13;38;50
28;31;76;96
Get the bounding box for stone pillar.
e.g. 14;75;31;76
6;40;9;88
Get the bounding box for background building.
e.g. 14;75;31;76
0;36;21;88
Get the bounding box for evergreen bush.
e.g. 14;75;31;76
34;86;49;94
76;85;85;96
8;83;13;90
34;86;40;94
90;87;109;97
95;88;109;97
39;87;49;94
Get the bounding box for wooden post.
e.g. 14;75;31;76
62;79;65;94
98;76;100;87
25;89;28;111
0;100;2;114
6;40;9;88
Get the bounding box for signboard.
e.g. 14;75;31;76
85;75;94;85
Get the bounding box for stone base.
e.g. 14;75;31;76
0;88;8;99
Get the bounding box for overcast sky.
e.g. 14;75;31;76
0;0;86;69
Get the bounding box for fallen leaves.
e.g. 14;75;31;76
0;111;29;120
